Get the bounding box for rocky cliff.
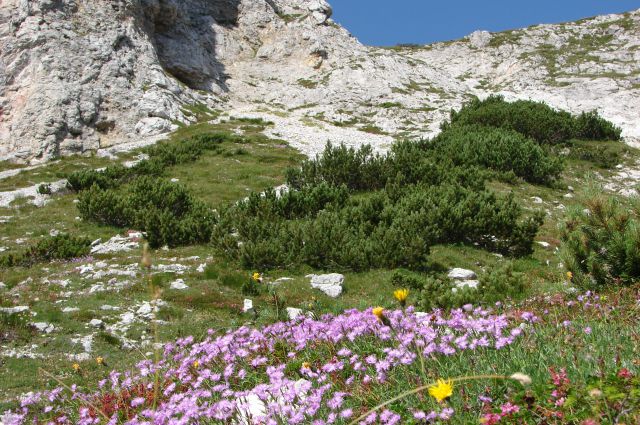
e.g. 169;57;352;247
1;0;639;162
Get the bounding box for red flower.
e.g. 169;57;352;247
617;368;633;379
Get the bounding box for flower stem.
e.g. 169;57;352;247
347;374;510;425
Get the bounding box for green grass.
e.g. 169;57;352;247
0;153;137;192
298;78;319;89
487;29;523;48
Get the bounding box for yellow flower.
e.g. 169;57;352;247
72;363;80;372
372;307;391;326
96;356;104;365
372;307;385;320
302;362;311;369
393;289;409;306
428;379;453;403
252;272;262;282
193;360;200;369
566;271;573;281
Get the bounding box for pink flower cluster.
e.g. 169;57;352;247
7;306;534;424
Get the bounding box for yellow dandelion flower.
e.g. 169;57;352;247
72;363;80;372
566;271;573;281
372;307;391;326
428;379;453;403
252;272;262;282
372;307;385;320
193;360;200;369
302;362;311;369
393;289;409;307
96;356;104;365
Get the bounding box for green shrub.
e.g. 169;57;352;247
235;183;349;220
575;111;622;141
36;184;52;195
445;95;621;144
78;177;215;248
213;183;543;271
241;278;260;296
565;141;624;169
560;193;640;287
67;164;129;191
391;262;525;311
286;143;389;191
429;125;563;184
0;234;91;268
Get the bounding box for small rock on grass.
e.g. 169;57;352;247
89;319;104;328
0;306;29;314
447;268;477;280
62;307;80;313
308;273;344;298
170;279;189;290
243;299;253;312
286;307;304;320
32;322;55;334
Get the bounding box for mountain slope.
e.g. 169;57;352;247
0;0;638;162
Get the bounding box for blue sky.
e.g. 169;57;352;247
330;0;640;46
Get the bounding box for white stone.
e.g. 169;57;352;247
120;312;136;324
537;241;551;248
468;30;492;48
170;279;189;290
32;322;55;334
89;319;104;328
91;234;140;254
154;264;189;274
447;268;477;281
286;307;304;320
243;299;254;313
136;303;153;316
100;305;120;311
196;263;206;273
531;197;543;204
0;306;30;314
308;273;344;298
62;307;80;313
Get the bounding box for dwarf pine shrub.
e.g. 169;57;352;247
286;142;389;191
445;95;621;144
213;182;543;271
574;110;622;141
428;125;563;184
0;234;91;268
560;193;640;287
78;177;215;248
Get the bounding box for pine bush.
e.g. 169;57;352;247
560;193;640;287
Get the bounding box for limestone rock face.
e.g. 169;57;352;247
0;0;639;162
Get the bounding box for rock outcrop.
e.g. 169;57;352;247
1;0;639;162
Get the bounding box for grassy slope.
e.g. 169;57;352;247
0;117;639;420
